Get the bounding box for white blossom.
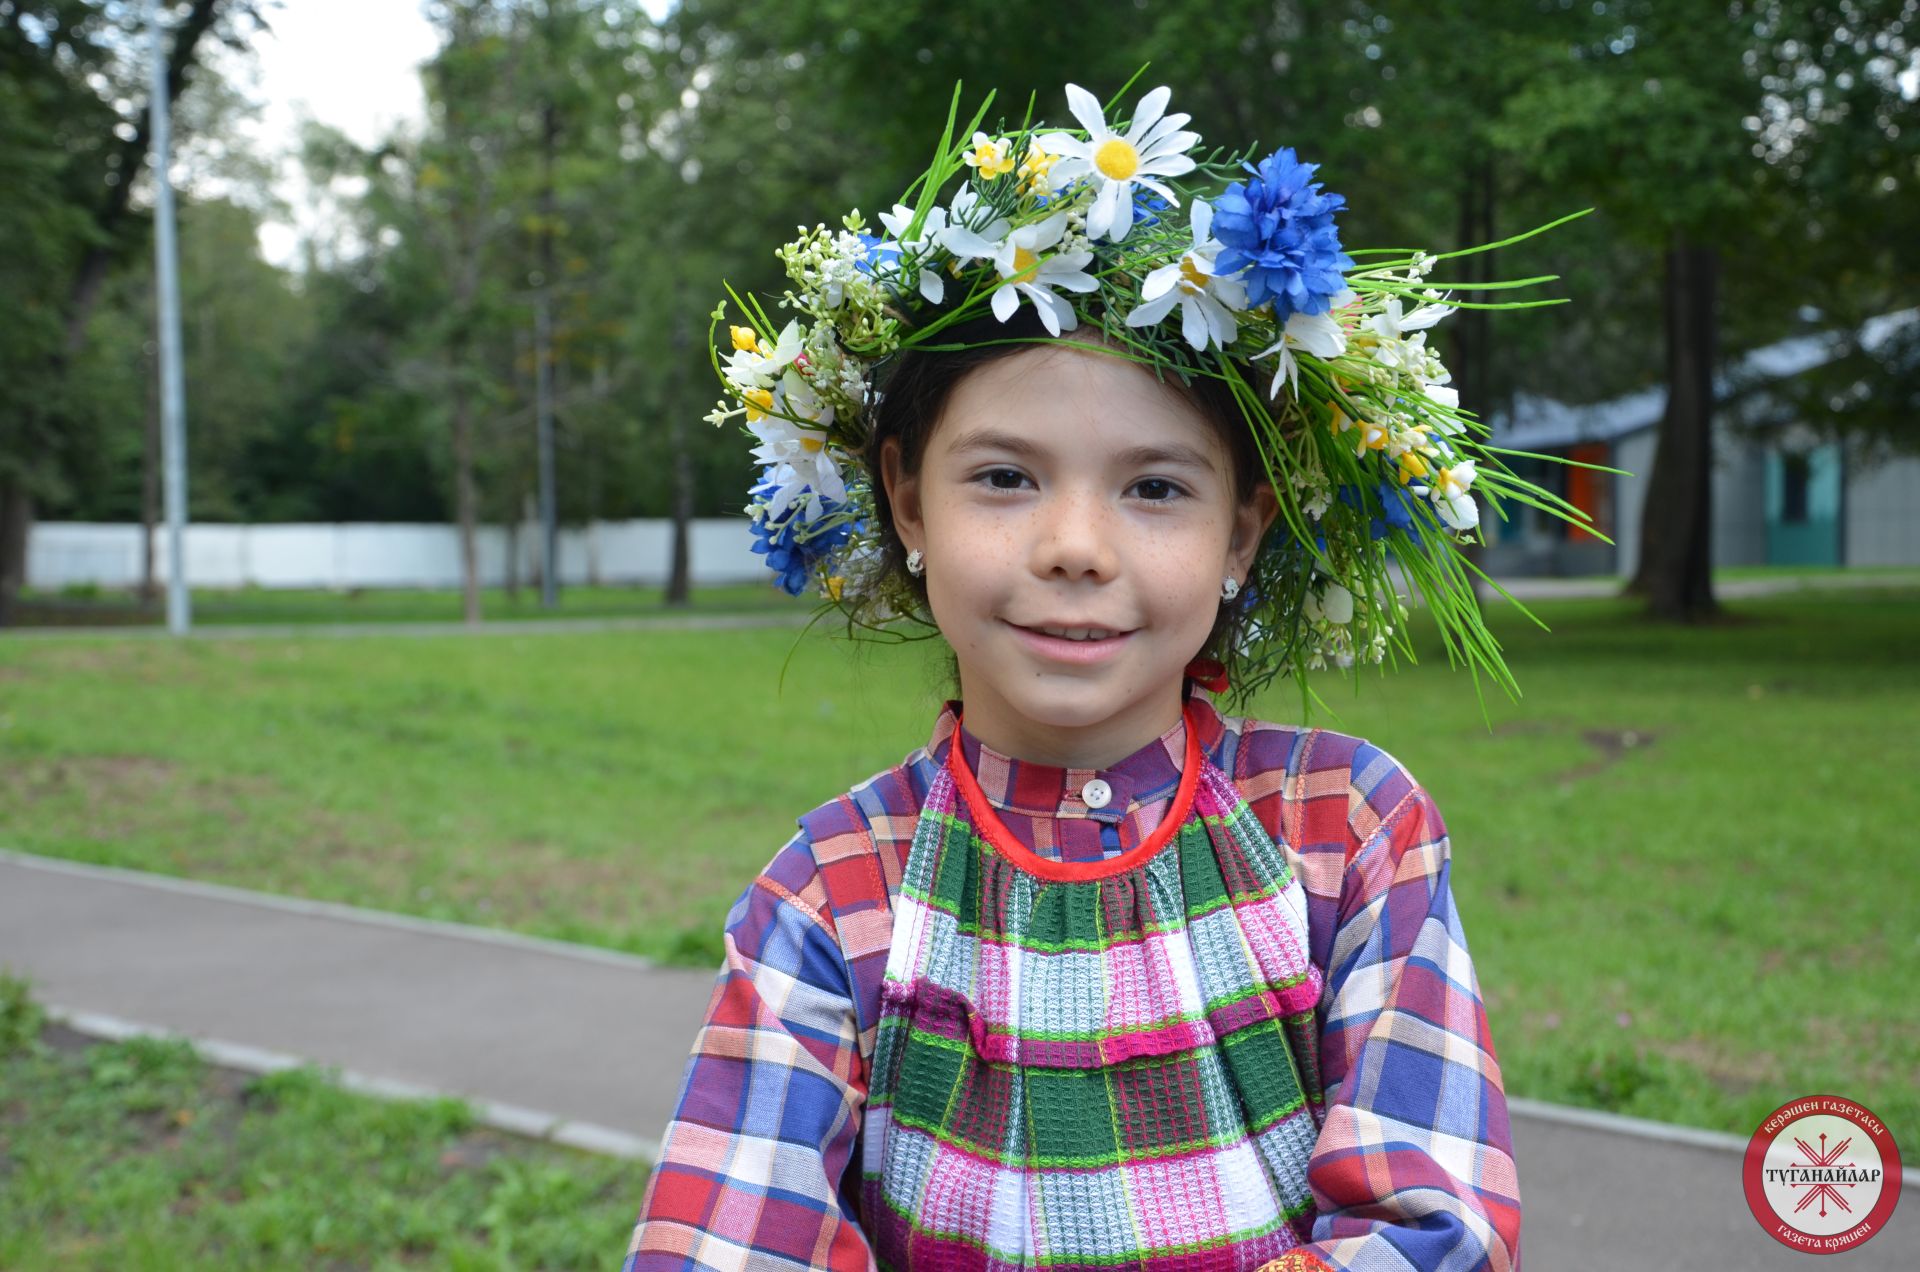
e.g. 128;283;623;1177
1125;200;1248;352
1037;84;1199;242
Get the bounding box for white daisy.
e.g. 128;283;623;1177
1255;287;1356;400
1037;83;1199;243
984;211;1098;336
748;380;846;515
1124;199;1247;352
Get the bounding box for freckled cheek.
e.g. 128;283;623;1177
1133;523;1230;624
927;500;1022;568
922;498;1024;632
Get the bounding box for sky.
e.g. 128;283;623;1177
242;0;441;268
240;0;676;269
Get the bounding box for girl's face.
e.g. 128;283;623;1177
882;342;1277;768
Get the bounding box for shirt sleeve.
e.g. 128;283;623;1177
1262;785;1523;1272
621;834;876;1272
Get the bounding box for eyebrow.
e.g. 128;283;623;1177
945;428;1217;473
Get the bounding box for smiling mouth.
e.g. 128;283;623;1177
1010;622;1135;642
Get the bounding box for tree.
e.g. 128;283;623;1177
0;0;269;624
1485;0;1918;620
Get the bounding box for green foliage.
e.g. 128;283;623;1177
0;1;274;513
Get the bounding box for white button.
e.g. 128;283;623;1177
1080;779;1112;809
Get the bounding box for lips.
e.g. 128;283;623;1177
1030;624;1119;642
1005;620;1135;665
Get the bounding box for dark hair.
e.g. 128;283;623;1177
856;306;1273;675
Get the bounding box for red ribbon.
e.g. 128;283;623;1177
1184;657;1229;694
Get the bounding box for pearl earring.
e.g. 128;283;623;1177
906;548;925;577
1221;576;1241;602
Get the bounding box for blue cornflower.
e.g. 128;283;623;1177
1211;148;1356;323
748;473;855;596
1368;480;1424;546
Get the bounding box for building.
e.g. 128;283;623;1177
1477;309;1920;577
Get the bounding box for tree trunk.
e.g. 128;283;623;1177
448;158;485;625
505;514;520;602
452;370;482;626
534;98;560;609
1450;151;1496;604
62;0;226;362
666;419;693;606
0;477;29;628
665;303;693;606
588;355;606;588
1625;231;1720;621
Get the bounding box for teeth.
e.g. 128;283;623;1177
1038;626;1112;641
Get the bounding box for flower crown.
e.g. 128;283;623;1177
707;78;1604;718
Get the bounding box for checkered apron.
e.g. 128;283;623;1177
861;714;1329;1269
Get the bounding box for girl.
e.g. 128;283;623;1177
624;80;1580;1271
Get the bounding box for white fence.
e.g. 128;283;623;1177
27;519;766;591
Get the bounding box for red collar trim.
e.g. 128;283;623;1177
946;703;1204;883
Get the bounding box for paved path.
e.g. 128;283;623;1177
1;850;1911;1270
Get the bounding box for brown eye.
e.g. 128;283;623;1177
1132;478;1183;501
983;468;1029;490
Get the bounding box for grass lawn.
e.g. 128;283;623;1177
14;582;810;628
0;583;1915;1147
19;563;1914;630
0;976;649;1270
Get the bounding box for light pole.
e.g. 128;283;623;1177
149;0;190;635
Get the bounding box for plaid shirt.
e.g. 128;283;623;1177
623;696;1521;1271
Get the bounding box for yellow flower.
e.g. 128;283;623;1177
743;387;774;422
1017;144;1059;196
1331;406;1388;455
1435;459;1478;498
729;325;761;353
962;132;1015;180
824;575;845;601
1397;450;1430;485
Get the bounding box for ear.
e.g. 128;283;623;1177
1228;481;1280;581
879;437;925;552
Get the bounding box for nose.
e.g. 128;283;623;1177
1027;482;1119;583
